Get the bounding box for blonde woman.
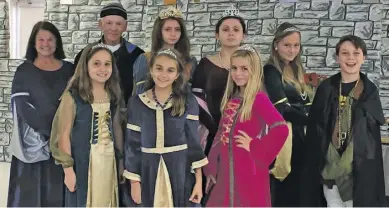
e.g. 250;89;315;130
263;22;311;207
203;45;288;207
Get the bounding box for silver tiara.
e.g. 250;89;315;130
222;5;239;17
283;27;299;33
157;49;177;59
238;44;256;53
92;43;110;51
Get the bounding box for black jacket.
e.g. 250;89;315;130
300;72;387;207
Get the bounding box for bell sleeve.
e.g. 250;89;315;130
249;92;289;167
12;66;50;137
49;91;76;168
123;97;142;182
185;93;209;172
132;54;149;96
263;65;309;125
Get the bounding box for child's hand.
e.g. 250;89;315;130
189;181;203;204
64;167;76;192
205;175;216;194
130;181;142;204
234;130;252;152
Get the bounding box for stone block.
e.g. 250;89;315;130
326;48;337;67
0;60;8;72
274;3;294;18
332;27;354;37
303;47;327;56
346;12;369;21
354;22;373;39
307;56;326;67
261;19;277;35
295;2;310;11
369;4;384;21
311;1;330;10
294;11;328;19
329;2;345;20
80;21;99;30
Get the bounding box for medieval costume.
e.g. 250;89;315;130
50;90;124;207
124;92;208;207
263;64;311;206
203;92;288;207
301;73;387;207
8;61;74;207
191;57;229;155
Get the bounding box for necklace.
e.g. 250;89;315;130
152;87;173;109
300;91;307;101
95;92;108;103
218;52;230;71
337;78;359;148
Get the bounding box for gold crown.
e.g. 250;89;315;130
159;6;183;20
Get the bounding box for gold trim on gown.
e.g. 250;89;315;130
86;103;119;207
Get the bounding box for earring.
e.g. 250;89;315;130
275;47;278;50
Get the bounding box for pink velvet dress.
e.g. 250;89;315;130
203;92;289;207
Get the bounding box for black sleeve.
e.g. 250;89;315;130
263;64;308;125
191;58;207;100
12;67;50;136
300;82;327;206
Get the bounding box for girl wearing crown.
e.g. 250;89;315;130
203;45;288;207
133;6;196;95
49;43;124;207
124;48;208;207
191;5;246;156
263;22;311;207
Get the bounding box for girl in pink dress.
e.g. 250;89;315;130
203;45;289;207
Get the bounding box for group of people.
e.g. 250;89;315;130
6;2;388;207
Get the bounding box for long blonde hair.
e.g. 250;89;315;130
220;47;263;122
268;22;309;94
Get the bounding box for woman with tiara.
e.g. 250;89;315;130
263;22;311;207
133;6;197;95
191;5;246;156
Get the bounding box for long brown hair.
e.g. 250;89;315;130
144;48;187;116
221;46;263;122
65;43;121;104
267;22;308;94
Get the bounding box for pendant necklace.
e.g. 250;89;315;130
152;87;173;109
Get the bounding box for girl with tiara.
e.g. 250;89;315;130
203;45;289;207
191;5;246;156
50;43;124;207
263;22;311;207
133;6;197;95
124;48;208;207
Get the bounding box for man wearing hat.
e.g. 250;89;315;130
74;2;144;106
74;3;144;207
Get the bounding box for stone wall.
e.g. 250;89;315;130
0;0;388;161
0;0;9;58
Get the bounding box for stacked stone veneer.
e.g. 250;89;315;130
0;0;388;161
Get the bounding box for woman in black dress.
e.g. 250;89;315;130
263;22;311;207
7;21;74;207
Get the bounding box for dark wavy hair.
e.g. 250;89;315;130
25;21;65;61
144;48;187;116
65;43;121;105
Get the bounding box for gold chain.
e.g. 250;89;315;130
337;78;359;149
